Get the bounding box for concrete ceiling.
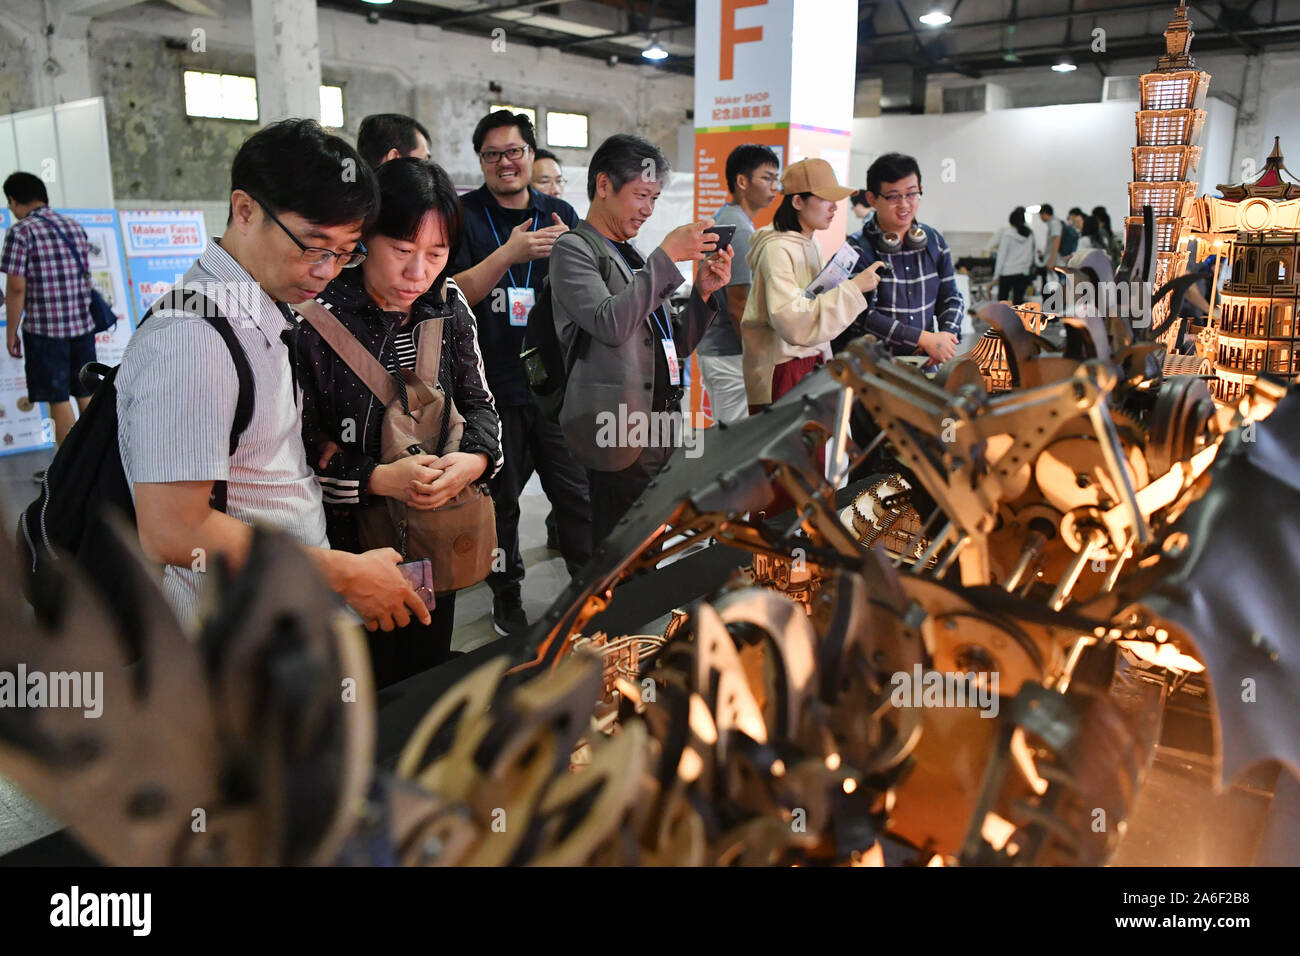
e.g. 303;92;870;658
132;0;1300;85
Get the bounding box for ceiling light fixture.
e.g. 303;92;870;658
1052;58;1077;73
361;0;393;5
919;10;951;27
642;37;668;61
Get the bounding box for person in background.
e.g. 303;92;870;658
356;113;431;169
1093;205;1122;265
850;190;871;221
696;143;780;425
1067;207;1086;234
836;152;963;364
115;119;428;633
743;159;883;410
550;134;732;544
296;158;501;687
529;147;568;549
3;172;97;468
992;206;1037;305
531;148;566;198
450;110;591;637
1037;203;1066;281
1079;214;1106;252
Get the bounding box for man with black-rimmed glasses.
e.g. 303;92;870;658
451;109;592;638
115;119;431;634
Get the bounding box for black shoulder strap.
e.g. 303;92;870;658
571;221;614;283
142;288;254;457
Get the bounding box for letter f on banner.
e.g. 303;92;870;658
721;0;765;81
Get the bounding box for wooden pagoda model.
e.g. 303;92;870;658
1189;138;1300;404
1128;4;1211;346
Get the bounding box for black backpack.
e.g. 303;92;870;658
519;223;613;422
16;287;254;610
1058;221;1080;257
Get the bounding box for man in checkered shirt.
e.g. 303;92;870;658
2;172;97;452
833;153;964;364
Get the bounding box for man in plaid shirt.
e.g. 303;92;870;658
833;153;963;364
3;172;97;454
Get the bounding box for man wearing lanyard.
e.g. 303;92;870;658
550;134;732;545
451;110;592;637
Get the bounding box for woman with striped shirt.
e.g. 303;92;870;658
294;158;502;686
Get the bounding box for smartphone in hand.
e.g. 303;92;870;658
705;224;737;252
398;559;436;612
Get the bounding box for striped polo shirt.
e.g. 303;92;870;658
116;238;328;628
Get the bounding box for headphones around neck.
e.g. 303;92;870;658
864;215;928;254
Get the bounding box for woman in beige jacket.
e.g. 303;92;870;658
742;158;883;408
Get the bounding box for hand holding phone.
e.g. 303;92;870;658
398;559;436;612
705;224;737;253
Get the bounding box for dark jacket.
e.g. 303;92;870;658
293;268;503;552
452;184;580;406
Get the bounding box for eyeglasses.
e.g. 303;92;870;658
534;176;566;187
480;145;529;165
255;199;366;268
880;189;923;205
756;174;780;185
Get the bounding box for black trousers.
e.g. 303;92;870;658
997;273;1033;305
487;402;592;600
588;444;675;547
366;590;456;689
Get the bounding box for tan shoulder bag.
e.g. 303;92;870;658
297;300;497;593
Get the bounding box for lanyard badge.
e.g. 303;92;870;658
486;208;538;326
507;287;535;327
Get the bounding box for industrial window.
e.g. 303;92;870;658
184;71;258;121
491;104;538;129
546;111;589;149
183;71;345;126
319;86;344;128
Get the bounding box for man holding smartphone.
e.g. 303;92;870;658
695;144;781;425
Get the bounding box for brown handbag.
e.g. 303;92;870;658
297;300;497;593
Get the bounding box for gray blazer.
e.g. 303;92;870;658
551;224;719;472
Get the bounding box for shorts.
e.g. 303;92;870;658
22;329;98;403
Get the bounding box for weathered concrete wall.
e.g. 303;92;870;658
80;2;692;203
0;21;36;116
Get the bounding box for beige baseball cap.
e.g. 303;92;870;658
781;158;853;201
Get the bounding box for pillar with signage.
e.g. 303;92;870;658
690;0;859;424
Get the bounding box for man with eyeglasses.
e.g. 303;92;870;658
696;143;781;425
115;119;432;634
531;148;567;198
450;110;592;637
836;152;963;366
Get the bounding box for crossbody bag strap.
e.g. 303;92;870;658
295;299;398;406
44;216;91;279
413;315;446;387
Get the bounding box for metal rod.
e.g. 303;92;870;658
1101;543;1132;593
933;533;970;578
826;386;854;488
1056;636;1098;694
1004;530;1047;592
911;522;954;574
1049;530;1105;612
